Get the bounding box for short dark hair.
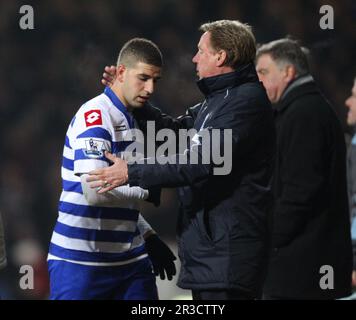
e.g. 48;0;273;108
256;38;309;76
199;20;256;68
117;38;163;68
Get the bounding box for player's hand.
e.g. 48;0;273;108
87;151;128;193
145;234;177;281
101;65;116;87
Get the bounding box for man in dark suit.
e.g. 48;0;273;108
256;38;353;299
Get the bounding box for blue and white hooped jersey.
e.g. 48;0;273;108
48;87;147;266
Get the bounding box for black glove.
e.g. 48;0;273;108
146;187;161;207
145;234;177;280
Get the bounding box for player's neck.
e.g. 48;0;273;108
110;84;132;113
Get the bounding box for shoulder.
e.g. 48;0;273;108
71;93;114;134
77;93;111;117
224;81;271;112
280;92;339;140
236;80;266;96
286;91;334;123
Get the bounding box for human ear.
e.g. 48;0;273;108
216;50;227;67
117;65;126;82
285;65;296;82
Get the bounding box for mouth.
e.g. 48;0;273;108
347;110;356;120
137;96;149;103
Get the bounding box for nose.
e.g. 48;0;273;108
345;97;351;108
256;71;264;82
144;80;154;95
192;52;198;63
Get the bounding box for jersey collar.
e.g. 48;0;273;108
104;87;134;129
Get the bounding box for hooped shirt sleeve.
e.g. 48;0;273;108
71;103;113;176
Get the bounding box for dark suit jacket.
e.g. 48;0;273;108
263;77;353;299
130;63;275;296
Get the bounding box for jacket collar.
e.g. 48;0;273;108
196;62;258;96
274;74;319;112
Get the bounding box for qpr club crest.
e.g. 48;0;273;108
83;138;105;158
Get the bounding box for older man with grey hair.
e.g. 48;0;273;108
256;38;353;299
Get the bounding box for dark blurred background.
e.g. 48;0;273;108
0;0;355;299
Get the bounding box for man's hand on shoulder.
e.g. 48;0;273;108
101;65;116;87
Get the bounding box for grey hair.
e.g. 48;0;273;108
256;38;310;77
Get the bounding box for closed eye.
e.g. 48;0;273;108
138;75;161;82
257;69;267;75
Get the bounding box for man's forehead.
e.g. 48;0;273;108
131;62;161;75
257;54;274;67
198;31;211;46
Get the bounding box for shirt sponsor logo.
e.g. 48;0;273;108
83;138;105;158
84;110;102;127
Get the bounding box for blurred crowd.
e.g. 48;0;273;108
0;0;354;299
